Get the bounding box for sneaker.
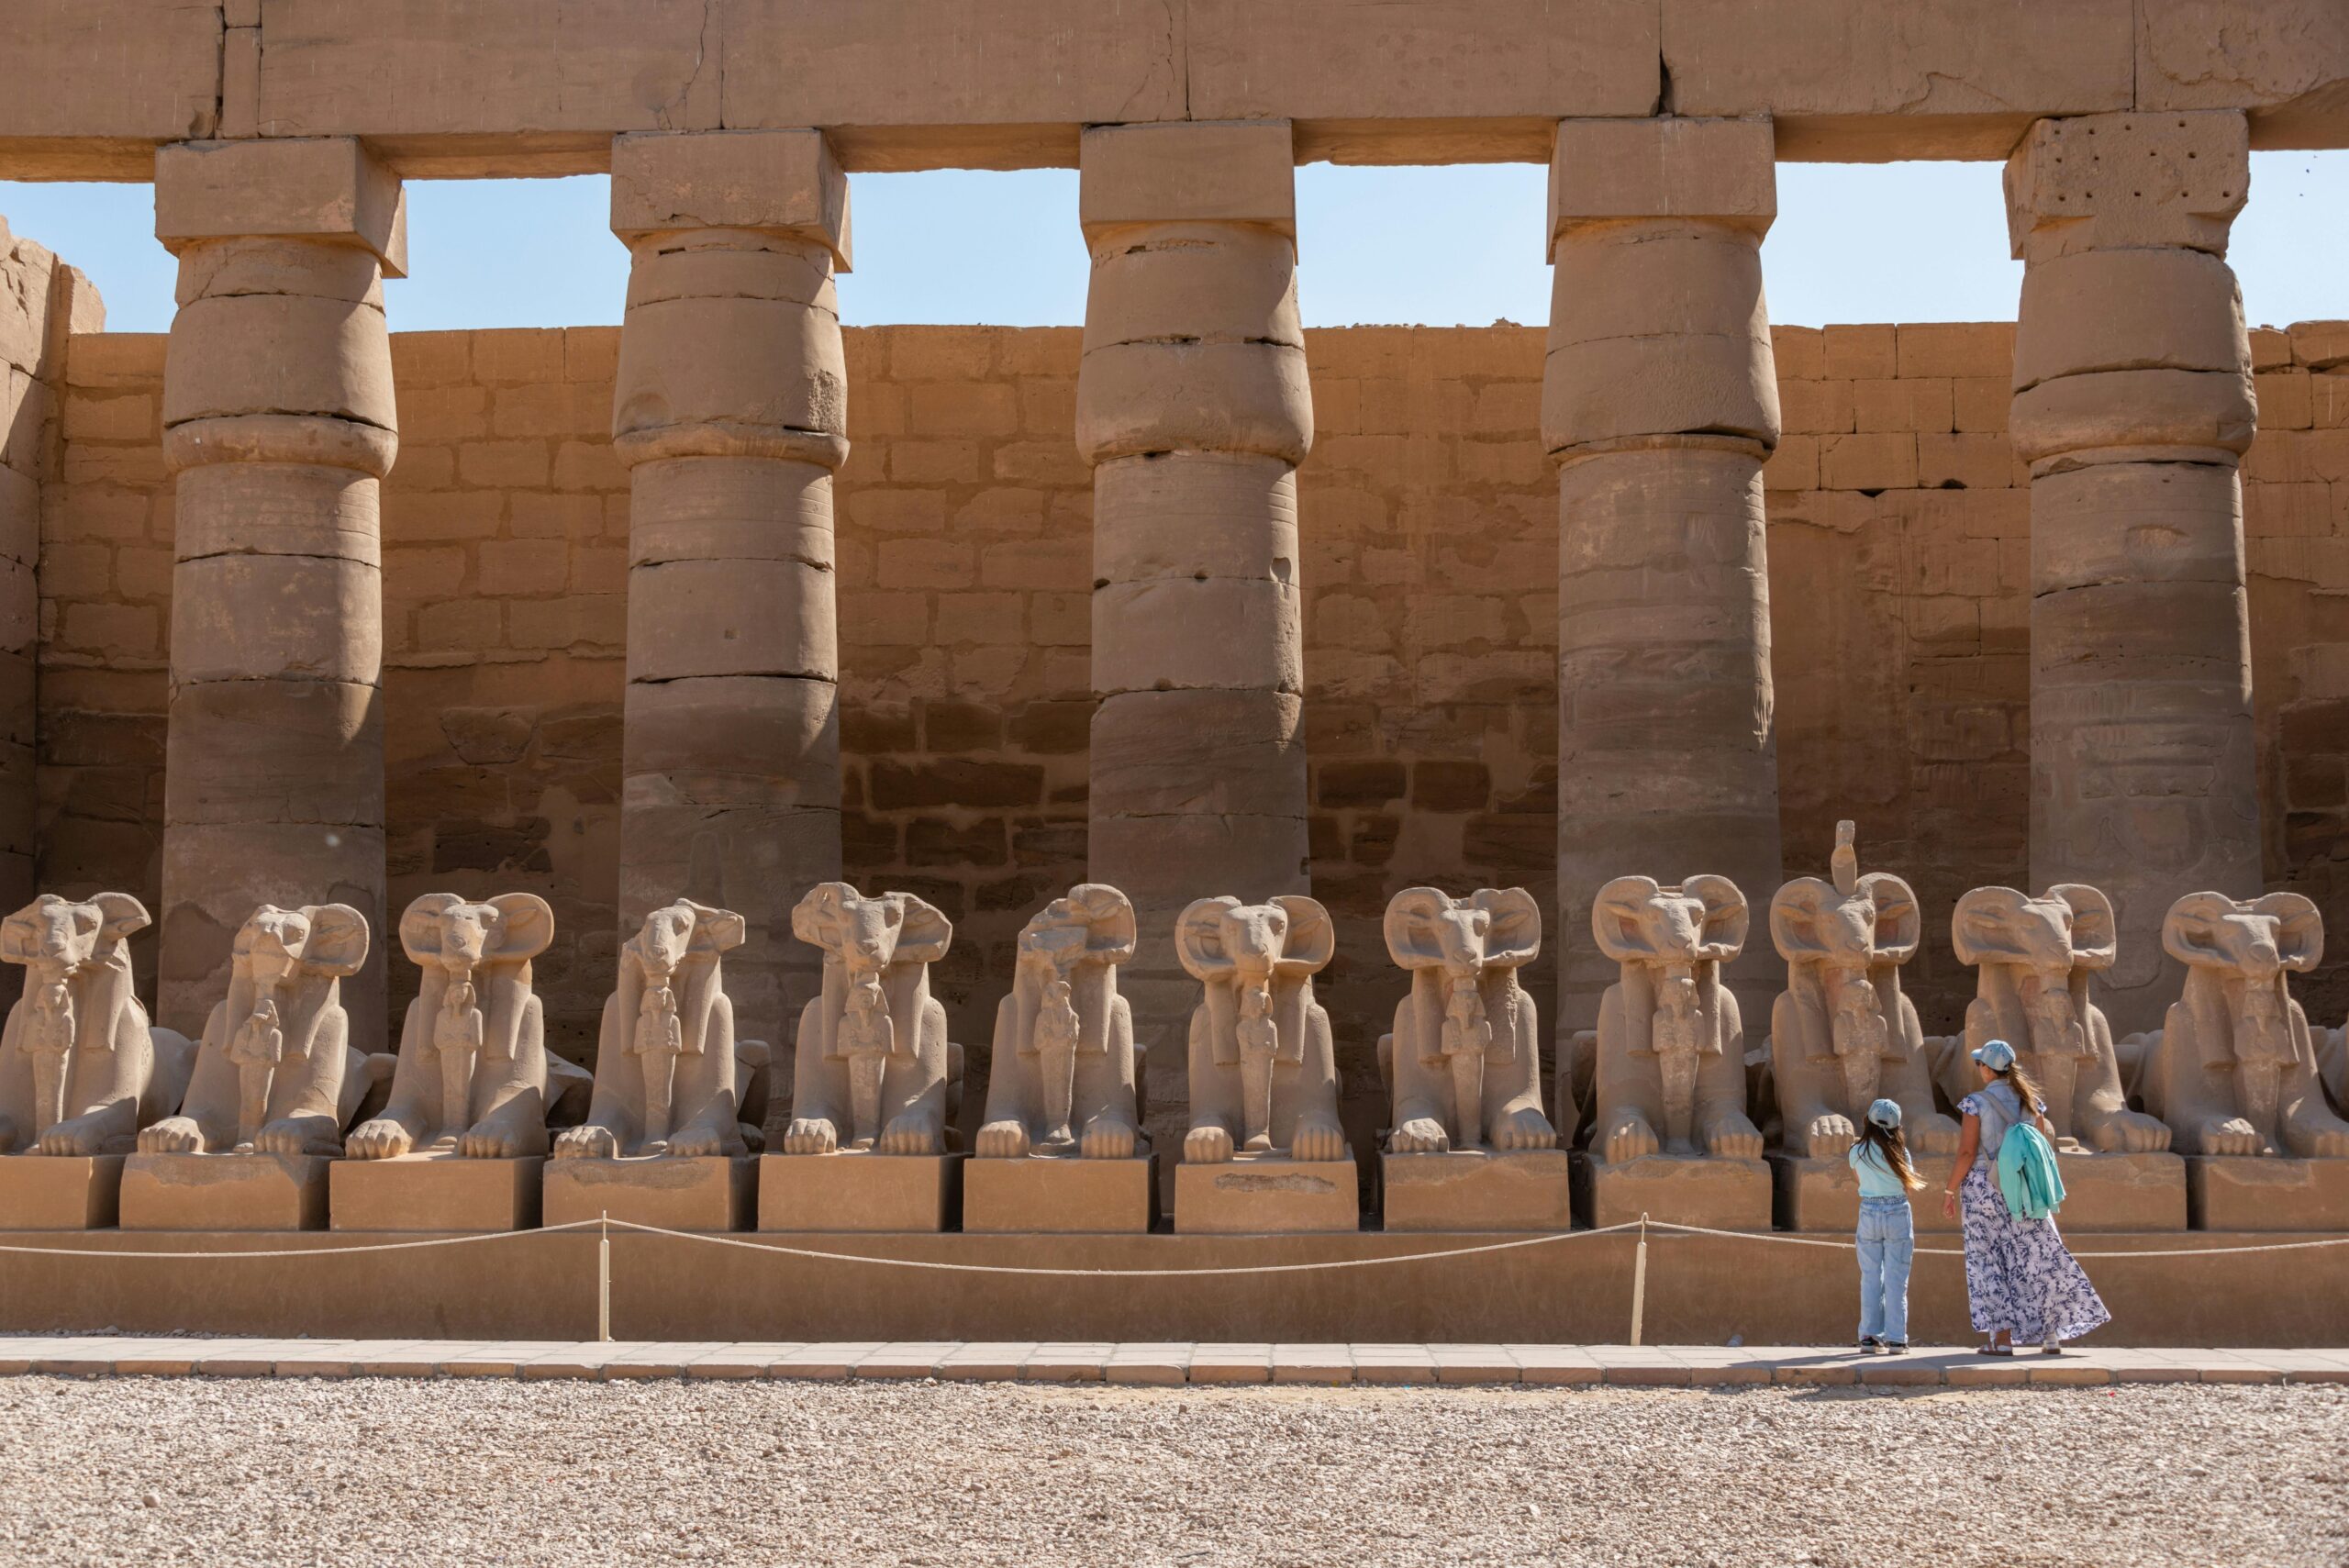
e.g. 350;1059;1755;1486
1857;1337;1882;1354
1881;1340;1909;1354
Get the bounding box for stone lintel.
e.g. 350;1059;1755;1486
609;128;852;270
1548;117;1776;255
2003;110;2250;261
154;138;407;276
1079;119;1296;240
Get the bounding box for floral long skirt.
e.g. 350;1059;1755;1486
1959;1164;2110;1344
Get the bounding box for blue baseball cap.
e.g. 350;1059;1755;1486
1972;1038;2017;1072
1866;1098;1902;1130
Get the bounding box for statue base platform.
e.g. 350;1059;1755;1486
0;1154;123;1229
1380;1150;1574;1232
1579;1154;1771;1231
1772;1153;1959;1233
758;1151;964;1233
328;1155;544;1233
963;1153;1157;1233
543;1156;754;1233
120;1153;328;1230
2048;1151;2188;1231
1174;1153;1360;1234
2186;1156;2349;1231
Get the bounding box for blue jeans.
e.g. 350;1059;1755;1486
1857;1195;1915;1342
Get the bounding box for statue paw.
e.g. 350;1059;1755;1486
552;1125;619;1161
1389;1118;1451;1155
1492;1106;1557;1151
344;1118;412;1160
666;1124;726;1159
877;1113;942;1156
2113;1110;2173;1153
1911;1113;1964;1156
2299;1123;2349;1158
782;1118;839;1155
1601;1115;1660;1164
35;1118;104;1157
1707;1117;1765;1161
1079;1118;1137;1160
253;1120;331;1157
458;1123;523;1159
2202;1118;2264;1157
1802;1114;1858;1159
975;1119;1031;1159
138;1118;206;1156
1184;1124;1235;1164
1291;1118;1348;1162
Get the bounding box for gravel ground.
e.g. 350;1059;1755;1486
1;1378;2342;1567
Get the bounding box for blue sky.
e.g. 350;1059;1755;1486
4;153;2343;334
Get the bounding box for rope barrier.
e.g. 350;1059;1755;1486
0;1218;607;1260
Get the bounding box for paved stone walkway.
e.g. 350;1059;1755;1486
5;1336;2346;1385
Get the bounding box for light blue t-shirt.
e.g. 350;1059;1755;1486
1846;1140;1909;1199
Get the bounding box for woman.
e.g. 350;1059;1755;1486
1941;1038;2110;1355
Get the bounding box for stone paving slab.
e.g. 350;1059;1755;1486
0;1338;2343;1385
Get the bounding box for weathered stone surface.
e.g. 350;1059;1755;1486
975;884;1145;1161
541;1153;755;1231
758;1150;964;1232
610;128;849;259
1176;895;1347;1164
0;1152;124;1229
1173;1152;1358;1233
0;1;222;152
118;1151;330;1230
782;883;956;1156
963;1151;1157;1233
1583;1151;1771;1229
1381;886;1554;1158
328;1152;544;1231
1381;1149;1573;1232
154;139;407;274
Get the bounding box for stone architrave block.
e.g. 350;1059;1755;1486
541;1154;755;1232
1174;1152;1359;1234
963;1153;1158;1234
119;1151;330;1230
0;1153;125;1229
609;128;850;263
1548;116;1776;248
328;1152;544;1232
1381;1150;1574;1232
1078;120;1296;238
154;138;408;273
1583;1152;1772;1231
758;1150;964;1232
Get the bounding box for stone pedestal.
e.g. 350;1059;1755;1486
120;1153;329;1231
1076;120;1314;1161
2008;112;2262;1036
1768;1153;1957;1233
542;1155;755;1233
758;1151;963;1233
0;1155;124;1229
1580;1153;1772;1231
2186;1157;2349;1232
1174;1154;1358;1235
2045;1151;2188;1231
1380;1150;1575;1232
328;1155;543;1232
152;138;404;1049
1544;117;1786;1033
963;1155;1158;1234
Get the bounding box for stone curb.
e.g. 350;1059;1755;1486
5;1340;2347;1386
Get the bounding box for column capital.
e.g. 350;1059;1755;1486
1548;117;1775;256
2004;111;2248;262
609;128;851;269
154;139;406;276
1078;119;1295;241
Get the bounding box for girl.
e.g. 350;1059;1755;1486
1849;1097;1924;1352
1942;1038;2110;1355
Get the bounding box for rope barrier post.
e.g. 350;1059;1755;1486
1630;1213;1650;1347
597;1210;611;1343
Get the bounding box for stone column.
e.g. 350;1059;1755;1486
1074;120;1313;1156
2008;112;2261;1035
1542;117;1786;1035
609;130;849;1057
154;139;402;1049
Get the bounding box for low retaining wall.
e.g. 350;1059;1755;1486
6;1228;2343;1347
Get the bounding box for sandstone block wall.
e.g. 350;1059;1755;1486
39;318;2349;1096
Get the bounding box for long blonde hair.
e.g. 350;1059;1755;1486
1856;1119;1926;1192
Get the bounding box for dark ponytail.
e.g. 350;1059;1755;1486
1857;1119;1926;1192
